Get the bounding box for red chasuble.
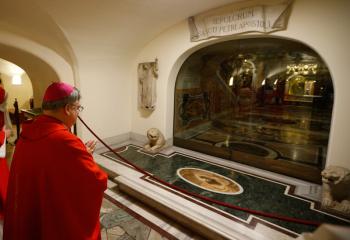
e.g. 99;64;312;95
4;115;107;240
0;130;9;219
0;86;6;130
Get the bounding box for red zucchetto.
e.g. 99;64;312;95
43;82;75;102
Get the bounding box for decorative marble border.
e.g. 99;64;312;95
115;175;263;240
100;144;350;239
103;192;178;240
102;145;350;222
139;174;299;238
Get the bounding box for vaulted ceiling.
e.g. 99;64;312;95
1;0;242;70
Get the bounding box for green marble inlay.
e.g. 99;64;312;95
104;145;350;234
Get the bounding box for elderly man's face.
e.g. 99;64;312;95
64;100;82;128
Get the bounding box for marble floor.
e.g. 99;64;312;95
100;180;201;240
2;138;349;239
94;139;350;240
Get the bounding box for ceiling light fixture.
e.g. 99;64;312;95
12;74;22;85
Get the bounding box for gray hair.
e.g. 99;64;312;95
42;88;81;110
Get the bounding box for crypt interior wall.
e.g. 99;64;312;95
132;0;350;170
1;0;348;173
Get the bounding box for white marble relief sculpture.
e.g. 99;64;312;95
138;59;158;111
321;165;350;216
143;128;165;153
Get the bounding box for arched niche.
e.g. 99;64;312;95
0;43;60;108
173;37;333;183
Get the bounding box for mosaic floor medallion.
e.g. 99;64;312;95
177;168;243;195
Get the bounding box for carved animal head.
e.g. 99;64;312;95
147;128;161;142
321;166;350;185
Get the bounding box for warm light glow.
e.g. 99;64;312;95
10;65;25;75
12;74;22;85
229;76;233;86
286;63;318;75
261;79;266;86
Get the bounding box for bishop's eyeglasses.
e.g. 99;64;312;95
71;104;84;112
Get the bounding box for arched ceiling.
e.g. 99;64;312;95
0;43;59;107
0;0;246;102
34;0;241;58
0;0;76;68
0;59;24;77
1;0;241;64
0;0;243;105
0;0;242;106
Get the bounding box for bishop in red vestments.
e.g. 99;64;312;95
4;82;107;240
0;86;9;220
0;130;9;220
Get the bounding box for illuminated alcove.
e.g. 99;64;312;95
174;37;333;183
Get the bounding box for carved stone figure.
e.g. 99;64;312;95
143;128;165;153
321;166;350;216
138;60;158;111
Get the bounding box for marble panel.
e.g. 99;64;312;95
103;145;350;236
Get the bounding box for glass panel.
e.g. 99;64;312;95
173;38;333;183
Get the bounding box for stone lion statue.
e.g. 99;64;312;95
321;165;350;215
143;128;165;153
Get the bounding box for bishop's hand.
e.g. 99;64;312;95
85;140;97;155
